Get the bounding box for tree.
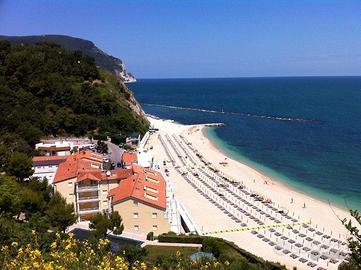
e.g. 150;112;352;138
46;192;77;232
89;211;124;238
339;210;361;270
0;175;23;217
96;140;108;154
6;152;34;181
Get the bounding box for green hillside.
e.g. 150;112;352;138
0;34;134;79
0;40;148;176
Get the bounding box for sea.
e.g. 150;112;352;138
130;77;361;211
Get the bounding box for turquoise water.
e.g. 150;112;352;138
131;77;361;210
204;127;353;210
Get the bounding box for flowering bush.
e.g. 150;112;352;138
0;231;229;270
1;231;130;270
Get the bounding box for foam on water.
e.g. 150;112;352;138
144;103;317;123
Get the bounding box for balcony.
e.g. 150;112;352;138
77;196;99;202
76;184;98;192
78;206;100;213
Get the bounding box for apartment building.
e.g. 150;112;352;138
53;150;170;235
109;164;169;235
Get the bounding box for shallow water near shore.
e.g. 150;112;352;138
131;77;361;210
204;126;354;211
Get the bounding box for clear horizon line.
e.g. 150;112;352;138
136;75;361;80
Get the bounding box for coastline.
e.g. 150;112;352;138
202;126;351;212
146;115;358;269
190;124;351;222
149;114;354;226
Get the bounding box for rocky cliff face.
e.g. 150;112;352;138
124;83;147;117
0;34;136;83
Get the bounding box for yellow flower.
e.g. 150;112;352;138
175;250;182;258
11;241;18;247
50;242;57;249
32;249;41;259
139;262;147;270
1;245;9;252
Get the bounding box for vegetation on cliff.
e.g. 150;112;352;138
0;34;135;80
0;40;148;179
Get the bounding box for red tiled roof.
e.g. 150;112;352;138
53;151;102;184
108;169;133;180
76;169;132;183
54;149;133;184
108;164;166;210
76;151;103;163
121;152;138;166
77;171;103;182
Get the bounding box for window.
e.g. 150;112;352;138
134;225;139;231
133;212;139;219
152;225;158;231
144;193;158;201
145;176;159;184
152;213;157;219
133;200;138;206
144;186;158;193
68;181;73;186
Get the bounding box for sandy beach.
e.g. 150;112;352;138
145;115;358;270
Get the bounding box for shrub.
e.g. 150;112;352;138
146;231;154;241
202;237;221;258
118;245;147;266
157;233;204;244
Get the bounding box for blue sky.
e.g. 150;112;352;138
0;0;360;78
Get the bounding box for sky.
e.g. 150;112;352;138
0;0;360;78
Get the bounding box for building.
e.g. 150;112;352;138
36;141;73;156
137;150;153;168
53;150;170;235
35;138;96;156
109;164;169;235
121;151;138;168
53;151;105;220
32;155;68;184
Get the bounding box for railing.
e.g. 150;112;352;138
78;206;99;212
78;196;99;201
77;185;98;191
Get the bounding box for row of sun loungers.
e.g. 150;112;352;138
158;133;349;269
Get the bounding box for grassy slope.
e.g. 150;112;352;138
144;246;200;264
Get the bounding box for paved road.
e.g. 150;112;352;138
106;141;124;165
